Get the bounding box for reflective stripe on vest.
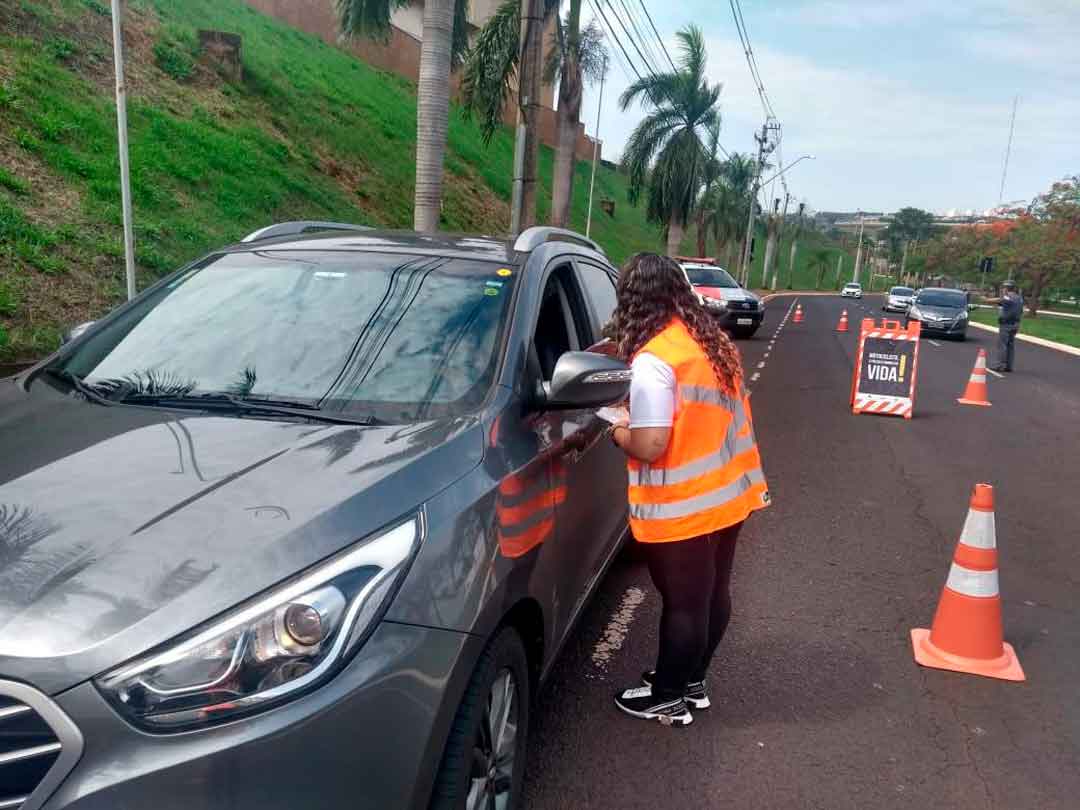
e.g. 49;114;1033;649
630;467;766;520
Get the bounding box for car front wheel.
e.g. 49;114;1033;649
430;626;530;810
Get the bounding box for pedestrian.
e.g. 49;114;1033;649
987;280;1024;372
606;253;770;727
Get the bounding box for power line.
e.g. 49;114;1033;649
585;0;644;85
601;0;663;83
637;0;677;73
728;0;776;120
615;0;663;76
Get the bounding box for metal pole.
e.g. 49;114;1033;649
111;0;136;300
740;122;769;286
510;120;526;237
585;54;607;239
852;213;865;284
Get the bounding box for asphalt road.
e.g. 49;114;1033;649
523;293;1080;810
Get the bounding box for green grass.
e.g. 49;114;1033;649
0;0;674;361
969;309;1080;348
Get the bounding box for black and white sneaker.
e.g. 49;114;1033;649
614;686;693;727
641;671;711;709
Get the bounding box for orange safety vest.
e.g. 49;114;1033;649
627;320;769;543
496;462;568;558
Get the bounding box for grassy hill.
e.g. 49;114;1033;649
0;0;853;363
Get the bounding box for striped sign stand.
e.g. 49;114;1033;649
850;318;922;419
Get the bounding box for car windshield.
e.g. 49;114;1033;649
55;250;517;422
845;284;860;290
891;287;914;296
916;290;966;309
684;266;739;288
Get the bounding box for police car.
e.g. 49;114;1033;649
678;259;765;338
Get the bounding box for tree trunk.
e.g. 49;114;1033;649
550;0;583;228
762;230;777;289
696;210;708;257
413;0;455;233
788;239;798;289
667;216;685;258
517;0;544;231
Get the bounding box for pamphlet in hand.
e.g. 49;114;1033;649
596;406;629;426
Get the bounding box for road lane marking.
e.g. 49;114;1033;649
757;361;766;369
986;367;1004;379
591;587;647;670
928;339;941;347
751;372;760;382
763;352;770;358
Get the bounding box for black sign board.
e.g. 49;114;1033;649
851;320;921;418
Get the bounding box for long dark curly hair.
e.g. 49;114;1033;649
611;253;743;393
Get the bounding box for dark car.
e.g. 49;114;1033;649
906;287;970;339
679;262;765;338
0;223;633;810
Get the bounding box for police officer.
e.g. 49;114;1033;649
987;280;1024;372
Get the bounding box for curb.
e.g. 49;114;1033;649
760;291;877;303
968;321;1080;358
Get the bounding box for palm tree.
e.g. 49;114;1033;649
701;153;755;269
694;120;723;257
619;26;722;257
337;0;471;233
461;0;606;229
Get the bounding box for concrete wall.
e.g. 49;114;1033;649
244;0;598;161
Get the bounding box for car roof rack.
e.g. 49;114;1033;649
512;226;604;255
240;221;373;243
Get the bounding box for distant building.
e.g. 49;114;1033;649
245;0;598;160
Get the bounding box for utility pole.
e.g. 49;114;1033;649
852;212;865;284
510;0;543;237
768;193;789;290
998;95;1019;206
836;254;844;290
787;201;805;289
111;0;136;300
900;239;910;284
739;119;778;286
585;53;608;239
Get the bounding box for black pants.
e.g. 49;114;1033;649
646;522;743;701
996;324;1018;371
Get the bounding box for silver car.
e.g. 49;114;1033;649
883;285;915;313
0;223;632;810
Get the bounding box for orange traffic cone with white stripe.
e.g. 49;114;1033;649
957;348;991;406
836;310;849;332
910;483;1025;681
793;304;804;323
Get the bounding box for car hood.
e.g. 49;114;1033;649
695;285;757;303
913;305;963;319
0;377;483;694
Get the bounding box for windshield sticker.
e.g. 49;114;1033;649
314;271;346;279
485;280;504;288
484;287;500;297
497;268;512;277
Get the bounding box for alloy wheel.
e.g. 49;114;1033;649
465;669;518;810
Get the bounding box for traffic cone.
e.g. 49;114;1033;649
836;310;849;332
793;304;804;323
957;349;991;406
910;484;1025;681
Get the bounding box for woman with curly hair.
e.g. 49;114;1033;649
608;253;770;727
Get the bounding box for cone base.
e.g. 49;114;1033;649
957;397;992;407
910;628;1025;682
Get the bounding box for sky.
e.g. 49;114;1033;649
578;0;1080;216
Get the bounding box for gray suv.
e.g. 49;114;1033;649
0;224;632;810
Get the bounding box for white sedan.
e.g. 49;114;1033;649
841;282;863;299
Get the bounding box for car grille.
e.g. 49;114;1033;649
0;681;81;810
730;301;754;311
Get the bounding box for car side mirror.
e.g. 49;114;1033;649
539;351;631;410
61;321;95;345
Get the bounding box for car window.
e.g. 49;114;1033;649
684;266;739;288
916;290;966;308
891;287;914;296
58;250;516;421
533;272;579;381
576;263;617;329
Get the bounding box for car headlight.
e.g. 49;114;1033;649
908;306;921;319
703;296;727;310
956;310;968;321
96;516;423;731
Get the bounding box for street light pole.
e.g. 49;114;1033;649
111;0;136;300
853;213;865;284
740;121;773;286
585;53;608;240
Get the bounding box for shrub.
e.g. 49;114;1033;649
153;40;196;82
81;0;110;15
0;282;18;316
0;168;30;195
45;37;77;61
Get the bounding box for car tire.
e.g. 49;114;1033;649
429;626;530;810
